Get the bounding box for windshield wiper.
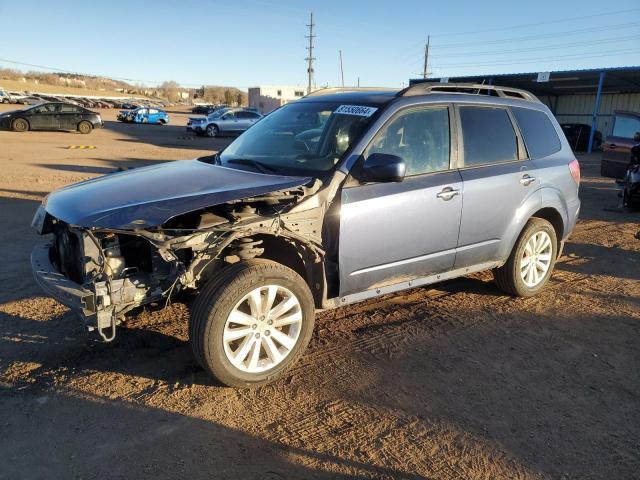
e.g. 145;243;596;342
225;158;278;174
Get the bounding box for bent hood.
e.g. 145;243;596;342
44;159;311;229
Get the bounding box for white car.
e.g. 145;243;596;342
187;108;262;137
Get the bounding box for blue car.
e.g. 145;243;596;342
117;107;169;124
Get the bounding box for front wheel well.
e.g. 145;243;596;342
219;234;324;307
531;207;564;255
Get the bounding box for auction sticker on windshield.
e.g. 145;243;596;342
334;105;378;117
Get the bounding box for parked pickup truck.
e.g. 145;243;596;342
30;84;580;387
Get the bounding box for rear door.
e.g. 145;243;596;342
339;104;463;296
220;111;238;132
602;112;640;179
454;105;540;269
148;108;160;123
59;104;82;130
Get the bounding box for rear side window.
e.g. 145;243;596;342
60;105;81;113
512;107;561;158
459;107;518;166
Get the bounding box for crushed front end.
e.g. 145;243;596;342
31;212;192;341
29;176;328;342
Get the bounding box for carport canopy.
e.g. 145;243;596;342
410;66;640;153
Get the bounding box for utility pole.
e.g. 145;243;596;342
422;35;430;79
339;50;344;88
305;12;316;94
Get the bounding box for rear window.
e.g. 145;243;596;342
459;107;518;166
512;107;561;158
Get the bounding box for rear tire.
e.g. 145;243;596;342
189;259;315;387
11;118;29;132
78;121;93;134
493;217;558;297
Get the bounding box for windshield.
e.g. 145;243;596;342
219;101;378;174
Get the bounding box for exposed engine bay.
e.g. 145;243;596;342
39;175;342;341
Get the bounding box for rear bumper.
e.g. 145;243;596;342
564;197;581;241
31;242;96;316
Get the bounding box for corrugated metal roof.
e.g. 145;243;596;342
410;66;640;95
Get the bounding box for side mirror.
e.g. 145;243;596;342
634;131;640;142
360;153;406;183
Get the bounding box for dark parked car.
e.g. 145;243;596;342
0;102;102;134
602;111;640;179
192;105;214;114
560;123;601;152
31;84;580;387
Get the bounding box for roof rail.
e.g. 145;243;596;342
399;82;540;103
304;87;399;97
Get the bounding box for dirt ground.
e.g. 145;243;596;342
0;104;638;479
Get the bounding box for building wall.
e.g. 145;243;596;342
541;93;640;137
248;85;307;114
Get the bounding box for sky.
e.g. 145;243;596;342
0;0;639;90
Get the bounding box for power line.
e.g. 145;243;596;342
305;12;316;94
429;34;640;58
432;48;640;68
429;7;640;38
431;21;640;49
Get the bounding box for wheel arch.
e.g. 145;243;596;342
530;207;564;255
12;116;30;129
216;233;325;308
497;188;569;264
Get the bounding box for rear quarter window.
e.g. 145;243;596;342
512;107;561;158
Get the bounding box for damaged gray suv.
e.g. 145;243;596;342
31;84;581;387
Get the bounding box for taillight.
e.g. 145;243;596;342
569;159;580;185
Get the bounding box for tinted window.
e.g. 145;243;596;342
612;115;640;139
366;107;450;176
512;107;561;158
236;111;249;119
32;104;59;114
460;107;517;166
59;105;81;113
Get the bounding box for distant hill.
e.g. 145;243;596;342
0;68;246;103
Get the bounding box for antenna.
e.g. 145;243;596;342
305;12;316;94
339;50;344;87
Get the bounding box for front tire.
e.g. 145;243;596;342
493;218;558;297
206;124;219;137
190;259;315;387
11;118;29;132
78;121;93;134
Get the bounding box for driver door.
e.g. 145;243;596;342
339;105;463;296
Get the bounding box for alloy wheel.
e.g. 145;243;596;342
222;285;302;373
520;231;553;287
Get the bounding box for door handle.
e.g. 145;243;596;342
608;143;617;148
436;187;460;201
520;174;536;186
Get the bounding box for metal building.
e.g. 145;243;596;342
410;66;640;153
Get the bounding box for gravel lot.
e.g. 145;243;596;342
0;104;639;479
